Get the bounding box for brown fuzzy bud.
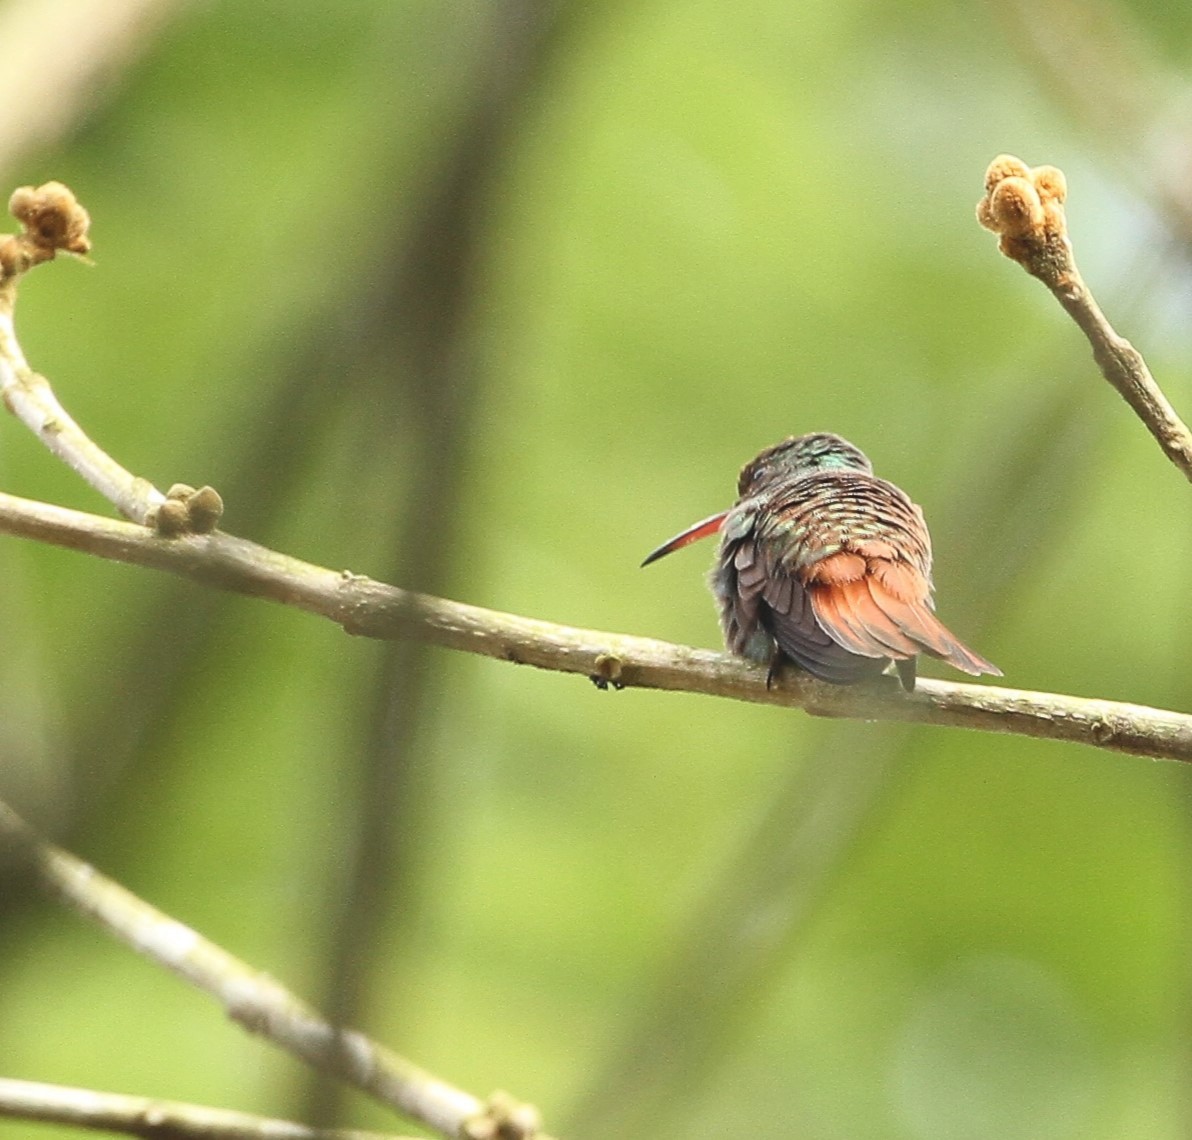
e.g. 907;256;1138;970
984;154;1031;194
975;197;996;232
990;177;1044;236
977;154;1073;283
9;181;91;255
151;484;224;535
7;186;35;221
185;485;224;533
1032;165;1067;203
500;1103;542;1138
151;499;190;537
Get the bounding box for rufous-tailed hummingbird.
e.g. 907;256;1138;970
642;432;1000;691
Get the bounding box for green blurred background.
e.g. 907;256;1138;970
1;1;1190;1137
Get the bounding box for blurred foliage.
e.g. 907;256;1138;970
0;1;1191;1139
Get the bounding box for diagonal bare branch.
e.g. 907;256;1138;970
0;183;166;522
0;803;548;1140
0;1077;415;1140
977;153;1192;482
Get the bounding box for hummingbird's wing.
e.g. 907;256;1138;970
716;511;887;685
762;472;1000;680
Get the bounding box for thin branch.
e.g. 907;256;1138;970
0;489;1188;763
0;183;165;522
0;1078;414;1140
977;153;1192;481
0;803;548;1140
0;312;165;521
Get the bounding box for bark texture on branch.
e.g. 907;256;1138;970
0;802;548;1140
0;490;1187;763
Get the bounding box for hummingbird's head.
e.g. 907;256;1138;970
737;432;872;495
640;432;874;568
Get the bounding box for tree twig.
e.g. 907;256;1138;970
0;802;547;1140
0;1077;414;1140
0;182;166;522
0;488;1187;762
977;153;1192;481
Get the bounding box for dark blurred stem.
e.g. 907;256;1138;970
568;727;906;1138
305;1;572;1127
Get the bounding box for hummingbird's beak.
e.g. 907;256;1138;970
640;510;729;567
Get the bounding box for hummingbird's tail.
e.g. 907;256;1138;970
805;554;1001;679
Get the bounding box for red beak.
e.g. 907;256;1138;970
640;510;729;567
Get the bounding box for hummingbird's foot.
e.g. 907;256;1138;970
590;675;625;691
894;657;917;692
765;652;785;690
589;652;626;691
462;1090;541;1140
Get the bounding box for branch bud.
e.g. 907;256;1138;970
976;154;1074;285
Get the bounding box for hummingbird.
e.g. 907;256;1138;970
641;432;1001;691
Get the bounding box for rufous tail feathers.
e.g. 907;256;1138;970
805;553;1000;678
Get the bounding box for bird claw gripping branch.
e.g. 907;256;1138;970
643;433;1000;692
